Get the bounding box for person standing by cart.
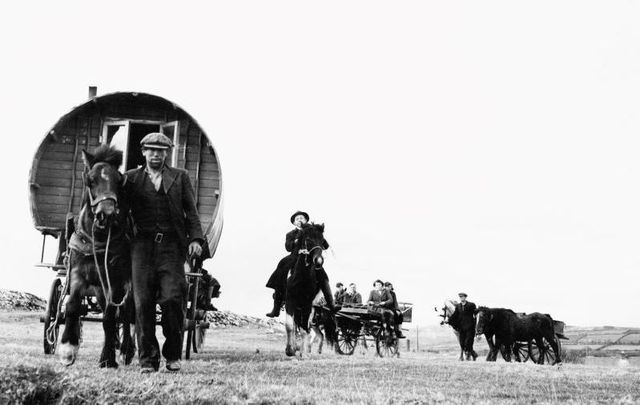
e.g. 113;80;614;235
448;292;477;361
125;132;205;373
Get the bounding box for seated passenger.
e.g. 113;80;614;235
367;279;396;335
343;283;362;305
383;281;404;338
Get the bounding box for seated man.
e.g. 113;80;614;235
342;283;362;305
265;211;335;317
367;279;396;335
383;282;404;338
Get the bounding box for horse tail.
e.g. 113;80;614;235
323;311;338;347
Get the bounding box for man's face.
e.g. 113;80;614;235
459;295;467;304
374;282;382;291
293;214;308;227
349;284;356;294
142;148;168;169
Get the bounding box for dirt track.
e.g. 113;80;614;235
1;311;639;404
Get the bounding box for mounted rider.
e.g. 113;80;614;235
265;211;335;317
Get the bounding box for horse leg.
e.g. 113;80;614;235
298;327;310;358
119;292;136;365
317;327;324;355
99;299;118;368
534;337;545;365
284;311;296;357
58;269;84;366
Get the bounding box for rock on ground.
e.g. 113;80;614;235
0;290;46;311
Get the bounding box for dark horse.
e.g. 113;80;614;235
475;307;562;365
284;223;335;357
58;145;135;368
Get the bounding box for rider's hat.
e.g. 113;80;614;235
458;292;468;297
140;132;174;150
290;211;309;224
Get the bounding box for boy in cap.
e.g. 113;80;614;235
124;132;205;373
265;211;335;317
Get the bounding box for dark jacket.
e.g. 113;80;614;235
343;292;362;305
125;165;204;254
367;289;394;308
449;301;477;331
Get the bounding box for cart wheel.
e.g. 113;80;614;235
513;341;530;362
375;327;399;358
194;323;206;352
43;278;63;355
336;327;358;355
529;337;559;364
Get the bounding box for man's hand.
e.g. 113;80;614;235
298;249;309;255
188;241;203;258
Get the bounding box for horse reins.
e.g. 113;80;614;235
91;220;128;308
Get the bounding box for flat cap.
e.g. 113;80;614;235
140;132;173;149
458;292;468;297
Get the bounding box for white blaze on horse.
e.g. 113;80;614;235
58;145;135;368
284;223;334;357
438;299;466;360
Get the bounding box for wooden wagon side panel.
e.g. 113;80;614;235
31;92;224;257
30;116;101;230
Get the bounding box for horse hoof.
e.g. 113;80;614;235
285;346;296;357
58;343;78;366
99;360;118;369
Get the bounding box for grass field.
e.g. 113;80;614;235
1;311;639;404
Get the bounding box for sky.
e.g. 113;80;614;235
1;1;639;327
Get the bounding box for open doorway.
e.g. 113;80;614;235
127;123;160;169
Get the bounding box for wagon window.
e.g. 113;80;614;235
104;121;130;169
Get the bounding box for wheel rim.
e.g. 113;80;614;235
337;328;357;355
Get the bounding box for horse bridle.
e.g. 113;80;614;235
303;240;324;268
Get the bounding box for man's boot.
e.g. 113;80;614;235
266;292;283;318
394;325;404;339
319;279;336;311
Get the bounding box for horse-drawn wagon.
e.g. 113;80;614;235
334;302;413;357
438;301;567;365
30;89;223;362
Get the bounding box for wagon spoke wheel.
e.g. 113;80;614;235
43;278;64;355
541;337;560;365
375;326;399;358
513;341;530;362
336;327;358;355
529;340;540;364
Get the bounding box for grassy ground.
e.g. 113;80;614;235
1;311;639;404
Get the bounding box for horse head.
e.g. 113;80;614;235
475;306;492;336
298;223;327;269
438;299;458;325
81;145;125;229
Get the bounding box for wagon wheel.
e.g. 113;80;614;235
194;323;206;352
529;337;560;364
513;341;531;362
43;278;64;354
185;275;201;360
336;327;358;355
375;326;399;358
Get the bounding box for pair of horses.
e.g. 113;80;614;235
439;300;562;365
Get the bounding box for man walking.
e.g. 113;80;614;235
449;292;477;361
125;132;205;373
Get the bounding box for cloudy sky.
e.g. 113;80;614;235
1;1;639;327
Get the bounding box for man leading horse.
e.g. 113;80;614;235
124;132;205;373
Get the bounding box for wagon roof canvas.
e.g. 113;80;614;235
29;91;224;257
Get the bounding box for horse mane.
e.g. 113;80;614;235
90;145;123;168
